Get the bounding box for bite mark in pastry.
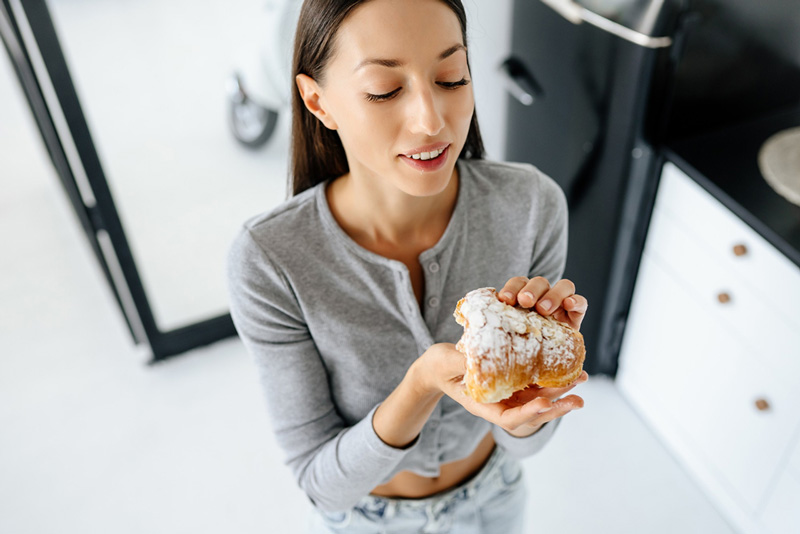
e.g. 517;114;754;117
453;287;586;403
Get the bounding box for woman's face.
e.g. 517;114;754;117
298;0;475;198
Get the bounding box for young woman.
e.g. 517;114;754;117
226;0;589;532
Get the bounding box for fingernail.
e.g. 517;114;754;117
522;291;534;304
501;291;514;301
539;300;551;312
537;407;553;414
565;297;575;307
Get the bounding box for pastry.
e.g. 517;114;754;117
453;287;586;403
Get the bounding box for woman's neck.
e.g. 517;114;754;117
326;166;459;250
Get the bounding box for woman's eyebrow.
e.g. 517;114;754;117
354;43;466;71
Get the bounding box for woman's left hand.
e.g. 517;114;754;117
497;276;588;331
434;352;588;438
433;277;589;438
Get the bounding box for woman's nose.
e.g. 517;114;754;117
408;88;445;136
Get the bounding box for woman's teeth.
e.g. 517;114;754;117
405;147;446;160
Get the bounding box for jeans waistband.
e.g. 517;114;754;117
358;444;505;516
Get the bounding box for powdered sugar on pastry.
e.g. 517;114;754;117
453;287;586;403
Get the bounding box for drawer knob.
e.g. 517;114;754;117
733;244;748;256
717;292;732;304
755;398;770;411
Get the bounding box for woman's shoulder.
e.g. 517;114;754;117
243;185;320;234
228;184;323;268
461;157;565;205
246;181;327;239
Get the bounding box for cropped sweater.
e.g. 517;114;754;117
226;157;569;512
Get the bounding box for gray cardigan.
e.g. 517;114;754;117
226;157;569;512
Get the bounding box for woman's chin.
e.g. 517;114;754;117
395;163;457;198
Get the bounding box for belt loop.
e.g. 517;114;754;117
423;501;440;534
384;500;396;520
423;495;455;534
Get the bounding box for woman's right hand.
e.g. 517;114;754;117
413;343;586;437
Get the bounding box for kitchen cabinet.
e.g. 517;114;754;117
617;161;800;534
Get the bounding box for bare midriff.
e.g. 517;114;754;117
370;431;496;499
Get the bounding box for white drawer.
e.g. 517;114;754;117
761;468;800;534
644;200;800;381
618;252;726;431
618;251;800;515
657;162;800;332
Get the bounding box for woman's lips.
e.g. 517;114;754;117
399;145;450;172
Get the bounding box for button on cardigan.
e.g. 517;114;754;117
226;157;569;512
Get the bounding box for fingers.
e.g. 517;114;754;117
497;372;588;430
516;277;551;308
509;371;588;405
522;394;584;421
557;293;589;330
563;293;588;314
498;277;530;306
494;393;584;432
519;375;589;416
498;277;585;321
442;370;588;436
531;278;575;316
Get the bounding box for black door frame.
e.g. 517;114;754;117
1;0;236;363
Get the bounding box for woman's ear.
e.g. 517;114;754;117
295;74;338;130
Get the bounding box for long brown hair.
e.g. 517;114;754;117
290;0;485;196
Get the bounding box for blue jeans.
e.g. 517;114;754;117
307;446;526;534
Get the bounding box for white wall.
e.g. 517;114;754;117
463;0;513;161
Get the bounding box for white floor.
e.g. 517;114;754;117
1;1;736;533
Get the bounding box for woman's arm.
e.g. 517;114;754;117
371;358;444;448
228;228;433;513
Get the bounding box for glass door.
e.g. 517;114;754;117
1;0;291;361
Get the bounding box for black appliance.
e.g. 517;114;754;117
664;0;800;141
501;0;688;375
503;0;800;376
665;0;800;268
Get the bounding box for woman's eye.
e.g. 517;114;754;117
364;78;470;103
365;88;401;102
439;78;471;89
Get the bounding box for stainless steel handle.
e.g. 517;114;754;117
498;58;540;106
541;0;673;49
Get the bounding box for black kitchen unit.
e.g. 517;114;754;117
655;0;800;339
668;107;800;270
613;3;800;529
504;0;800;376
502;0;688;375
663;0;800;268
